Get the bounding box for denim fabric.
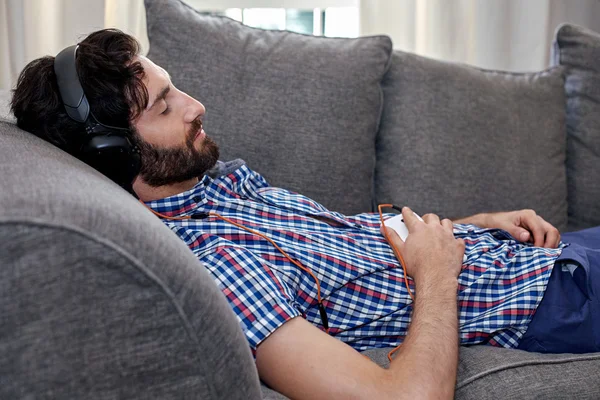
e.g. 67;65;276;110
518;226;600;353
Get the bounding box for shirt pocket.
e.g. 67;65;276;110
306;211;359;229
489;228;520;242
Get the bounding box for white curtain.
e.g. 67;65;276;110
0;0;147;90
3;0;600;91
359;0;600;72
104;0;148;54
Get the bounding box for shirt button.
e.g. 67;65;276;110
354;223;363;229
193;196;202;203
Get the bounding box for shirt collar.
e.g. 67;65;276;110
144;174;212;217
143;159;250;217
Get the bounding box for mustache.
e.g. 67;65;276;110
188;117;203;141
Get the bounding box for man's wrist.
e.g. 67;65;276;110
454;212;489;227
415;276;458;299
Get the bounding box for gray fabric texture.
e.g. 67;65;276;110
261;346;600;399
0;121;262;399
0;89;14;122
552;24;600;232
375;51;569;232
144;0;392;215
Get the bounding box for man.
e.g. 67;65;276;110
10;29;600;399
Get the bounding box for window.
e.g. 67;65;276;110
183;1;359;38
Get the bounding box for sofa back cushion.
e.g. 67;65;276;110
145;0;392;215
552;24;600;231
375;51;568;232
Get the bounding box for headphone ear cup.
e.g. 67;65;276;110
81;135;141;189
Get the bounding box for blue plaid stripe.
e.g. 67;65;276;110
147;164;565;358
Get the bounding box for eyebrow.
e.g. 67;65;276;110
148;85;170;111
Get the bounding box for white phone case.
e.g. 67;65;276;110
383;212;468;262
383;212;423;241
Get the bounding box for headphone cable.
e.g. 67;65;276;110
142;201;412;361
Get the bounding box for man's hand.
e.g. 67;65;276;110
381;206;465;283
482;209;561;248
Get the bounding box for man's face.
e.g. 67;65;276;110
132;56;219;187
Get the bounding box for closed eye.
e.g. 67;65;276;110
161;104;171;115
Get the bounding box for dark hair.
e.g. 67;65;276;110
10;29;148;156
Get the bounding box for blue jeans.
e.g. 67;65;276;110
517;226;600;353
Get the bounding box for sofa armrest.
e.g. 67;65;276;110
0;220;261;399
0;120;261;399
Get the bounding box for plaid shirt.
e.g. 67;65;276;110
146;161;566;359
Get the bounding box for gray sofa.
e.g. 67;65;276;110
1;0;600;397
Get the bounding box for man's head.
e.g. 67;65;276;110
11;29;219;197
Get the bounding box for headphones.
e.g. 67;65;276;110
53;44;141;195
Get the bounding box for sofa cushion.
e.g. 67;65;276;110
375;51;569;232
0;89;14;123
261;346;600;399
0;120;262;398
552;24;600;232
144;0;392;215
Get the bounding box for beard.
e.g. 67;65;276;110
135;117;220;187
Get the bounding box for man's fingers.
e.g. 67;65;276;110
520;215;545;247
542;219;561;248
441;218;453;231
402;207;421;231
380;224;400;240
544;229;560;249
381;226;405;251
422;213;441;225
516;229;530;242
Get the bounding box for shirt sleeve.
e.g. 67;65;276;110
198;245;303;359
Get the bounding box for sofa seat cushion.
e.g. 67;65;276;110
261;346;600;399
145;0;392;215
375;51;568;232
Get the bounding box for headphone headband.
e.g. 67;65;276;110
53;44;141;196
54;45;90;123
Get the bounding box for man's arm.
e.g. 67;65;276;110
389;277;458;399
256;279;458;400
257;207;464;400
452;212;487;226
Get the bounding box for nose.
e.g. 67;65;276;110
183;94;205;123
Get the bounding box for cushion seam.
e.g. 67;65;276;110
456;353;600;390
397;50;564;76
